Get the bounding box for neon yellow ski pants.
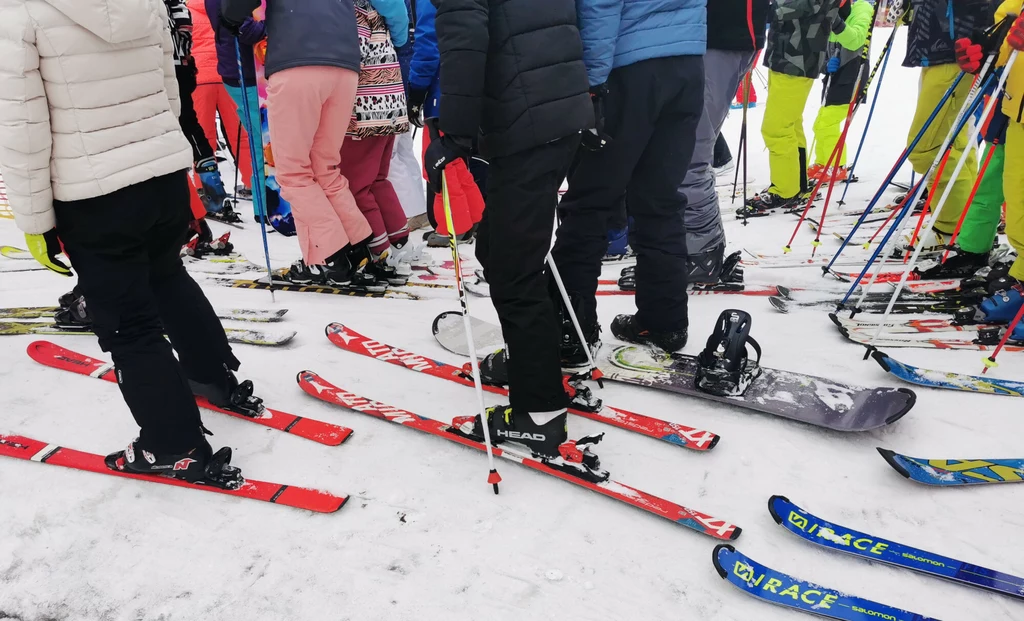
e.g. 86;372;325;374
906;64;978;235
762;71;815;199
1005;122;1024;280
813;105;850;167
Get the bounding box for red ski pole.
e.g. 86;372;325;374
982;300;1024;374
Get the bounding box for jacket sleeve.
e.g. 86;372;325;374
575;0;624;87
237;17;267;45
434;0;488;138
159;1;183;118
995;0;1020;68
774;0;828;21
831;0;873;50
409;0;439;91
370;0;410;47
0;8;54;235
220;0;261;26
165;0;194;58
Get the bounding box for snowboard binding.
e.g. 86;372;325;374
694;309;763;397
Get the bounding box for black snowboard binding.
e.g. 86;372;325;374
189;368;265;417
694;310;763;397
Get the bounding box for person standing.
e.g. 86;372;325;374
679;0;769;283
426;0;594;459
551;0;708;353
0;0;260;484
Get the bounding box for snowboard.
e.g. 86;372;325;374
0;321;296;347
871;350;1024;396
879;449;1024;486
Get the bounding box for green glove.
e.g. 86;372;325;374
25;229;72;276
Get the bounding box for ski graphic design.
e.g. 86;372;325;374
297;371;739;538
28;341;350;446
770;296;966;315
1;321;296;346
770;495;1024;600
871;351;1024;396
0;434;346;512
212;275;421;300
0;245;32;260
878;449;1024;486
830;313;988;335
325;323;720;451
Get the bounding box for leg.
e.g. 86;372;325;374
761;71;814;199
193;84;222;162
340;136;390;255
368;136;410;244
1004;122;1024;282
217;86;252;192
226;84;264;198
812;105;849;166
957;142;1005;255
175;66;216;164
487;136;580;413
388;131;427;218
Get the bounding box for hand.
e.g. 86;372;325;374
407;89;427;128
827;55;841;74
954;37;983;73
424;118;473;193
1009;15;1024;51
581;83;612;151
25;229;72;277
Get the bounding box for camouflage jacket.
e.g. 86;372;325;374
765;0;843;78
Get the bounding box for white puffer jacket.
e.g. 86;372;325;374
0;0;193;234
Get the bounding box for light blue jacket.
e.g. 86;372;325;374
369;0;410;48
575;0;707;86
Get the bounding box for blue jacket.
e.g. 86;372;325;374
575;0;707;87
396;0;414;85
369;0;410;47
408;0;441;116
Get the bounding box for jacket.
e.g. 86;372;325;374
828;0;874;69
350;0;410;137
708;0;769;52
189;0;220;85
164;0;193;65
765;0;843;78
370;0;410;47
409;0;441;115
576;0;707;87
0;0;192;235
434;0;594;158
206;0;264;86
221;0;360;78
903;0;995;68
996;0;1023;122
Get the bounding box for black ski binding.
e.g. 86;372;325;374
198;447;245;489
564;375;603;412
694;309;763;397
975;326;1003;346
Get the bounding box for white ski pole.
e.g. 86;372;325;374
546;251;603;383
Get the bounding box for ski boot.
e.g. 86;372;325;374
474;349;509;387
899;228;949;257
365;249;408;286
559;294;601;370
54;291;93;330
954;283;1024;326
196;158;239;221
105;437;243;489
736;190;806;218
686;243;726;285
695;309;763;397
610;314;688;353
807;165;857;185
346;244;390;291
236;186;253;201
189;368;265;417
914;246;989;280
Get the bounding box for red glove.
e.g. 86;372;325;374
955;37;984;73
1009;15;1024;51
432;159;484;236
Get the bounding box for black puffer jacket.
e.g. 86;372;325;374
433;0;594;158
708;0;770;51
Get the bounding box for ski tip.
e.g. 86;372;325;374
767;495;790;524
885;388;917;424
775;285;792;300
827;312;843;329
767;297;789;314
706;434;722;451
876;448;911;479
295;369;318;385
871;349;892;372
25;340;57;364
729;525;742;540
712;544;735;578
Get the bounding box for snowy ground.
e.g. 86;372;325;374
2;30;1023;621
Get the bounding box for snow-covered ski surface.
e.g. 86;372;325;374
2;30;1024;620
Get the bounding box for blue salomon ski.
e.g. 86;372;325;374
770;496;1024;600
879;449;1024;486
872;351;1024;396
713;545;940;620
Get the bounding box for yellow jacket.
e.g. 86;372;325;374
998;0;1024;122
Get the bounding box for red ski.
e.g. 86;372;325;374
596;285;782;297
0;434;346;512
27;341;352;447
324;323;719;451
297;371;739;538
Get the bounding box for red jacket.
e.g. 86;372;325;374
188;0;220;85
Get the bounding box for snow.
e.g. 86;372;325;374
2;29;1024;621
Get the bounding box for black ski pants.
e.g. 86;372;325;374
476;135;580;414
54;170;239;454
176;65;215;164
553;55;705;334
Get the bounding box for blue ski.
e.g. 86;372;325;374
872;351;1024;397
879;448;1024;486
770;496;1024;600
713;545;940;620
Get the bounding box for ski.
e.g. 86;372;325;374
830;313;988;335
1;321;296;346
714;545;940;621
878;448;1024;487
296;371;739;538
325;323;720;452
0;245;32;260
769;495;1024;600
0;306;288;323
836;326;1024;352
741;248;905;269
207;274;421;300
871;350;1024;396
769;297;965;315
0;434;346;512
28;341;351;446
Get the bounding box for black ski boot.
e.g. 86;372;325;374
189;368;265;417
559;294;601;369
364;251;408;286
105;436;243;489
736;190;807;218
695;309;763;397
476;349;510;387
914;247;990;280
346;244;389;291
54;291;92;330
610;314;688;352
686;243;726;285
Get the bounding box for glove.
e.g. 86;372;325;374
955;37;984;74
407;88;427;128
827;55;841;74
581;83;612;151
25;228;72;277
220;10;244;35
1009;15;1024;51
423;117;473;193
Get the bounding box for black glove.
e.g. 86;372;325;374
407;88;427;128
581;83;612;151
423;117;473;193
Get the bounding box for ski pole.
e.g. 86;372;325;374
546;252;603;385
864;51;1018;346
231;121;242;202
440;170;502;494
235;38;275;302
982;299;1024;374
